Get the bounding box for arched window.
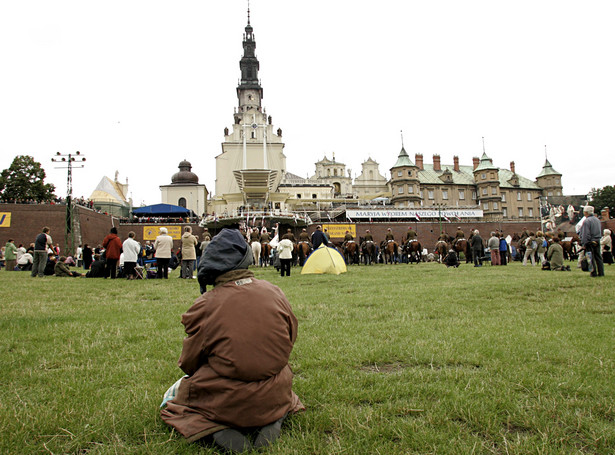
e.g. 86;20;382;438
178;197;187;208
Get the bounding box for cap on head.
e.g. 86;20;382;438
198;228;253;285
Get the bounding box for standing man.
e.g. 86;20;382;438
580;205;604;277
471;229;484;267
181;226;198;279
75;244;83;268
4;239;17;272
122;231;142;280
102;227;123;279
488;232;500;265
311;225;328;249
32;227;54;278
154;227;174;279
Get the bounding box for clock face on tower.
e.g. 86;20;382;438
252;123;258;129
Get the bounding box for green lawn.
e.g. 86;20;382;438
1;261;613;454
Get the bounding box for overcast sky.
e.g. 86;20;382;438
1;1;613;207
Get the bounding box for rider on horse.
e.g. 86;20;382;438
364;230;374;242
282;228;296;243
298;228;311;246
453;227;465;247
342;230;354;249
405;227;417;244
385;228;395;242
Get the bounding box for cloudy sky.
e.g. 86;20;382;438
1;1;613;206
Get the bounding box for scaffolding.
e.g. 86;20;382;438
52;151;86;255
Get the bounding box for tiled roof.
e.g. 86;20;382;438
417;164;541;190
536;159;562;178
391;147;414;168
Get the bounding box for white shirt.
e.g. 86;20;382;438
122;237;142;262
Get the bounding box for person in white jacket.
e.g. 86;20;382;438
277;238;293;277
122;231;142;279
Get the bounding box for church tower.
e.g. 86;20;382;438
213;9;286;212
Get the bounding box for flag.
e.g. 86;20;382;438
455;215;461;221
443;216;451;223
347;215;353;223
327;213;332;221
415;213;421;221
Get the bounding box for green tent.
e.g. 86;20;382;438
301;245;347;275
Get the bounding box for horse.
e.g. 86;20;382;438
260;242;272;267
453;239;471;263
296;241;311;266
344;241;359;265
361;240;377;265
382;240;399;264
405;239;422;264
250;241;261;266
434;240;448;263
561;236;581;261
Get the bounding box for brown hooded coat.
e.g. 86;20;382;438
160;269;304;442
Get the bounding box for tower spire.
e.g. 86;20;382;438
400;130;404;149
247;0;250;25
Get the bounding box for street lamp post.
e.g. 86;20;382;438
433;202;446;234
52;151;86;255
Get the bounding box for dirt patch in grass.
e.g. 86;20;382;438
359;361;481;373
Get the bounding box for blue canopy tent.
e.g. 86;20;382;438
132;203;192;217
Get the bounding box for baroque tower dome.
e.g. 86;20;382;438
171;160;199;184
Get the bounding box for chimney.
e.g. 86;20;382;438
473;157;480;170
415;153;423;170
453;155;460;172
510;161;516;174
433;154;441;171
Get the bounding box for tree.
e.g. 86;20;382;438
0;155;56;202
589;185;615;216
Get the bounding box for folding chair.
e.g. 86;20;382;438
134;265;144;280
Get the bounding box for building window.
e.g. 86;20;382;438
482;188;487;196
442;190;448;200
408;185;413;194
408;170;412;177
408;201;415;208
483;203;489;210
398;187;404;194
517;192;522;201
312;194;317;199
528;208;534;217
251;131;255;139
178;197;186;208
459;190;465;200
502;207;507;217
527;192;532;201
501;193;506;202
420;190;424;199
491;187;497;195
493;202;498;210
334;169;338;176
297;194;302;199
472;191;477;200
548;191;553;197
518;207;523;217
397;170;402;177
481;173;486;180
490;172;495;179
428;189;434;200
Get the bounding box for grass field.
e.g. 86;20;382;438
1;261;613;454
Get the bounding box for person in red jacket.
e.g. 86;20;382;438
102;227;122;279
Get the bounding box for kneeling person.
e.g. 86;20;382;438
161;228;304;452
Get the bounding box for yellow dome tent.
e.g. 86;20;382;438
301;245;347;275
